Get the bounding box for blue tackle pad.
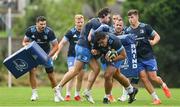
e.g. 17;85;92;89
3;41;48;78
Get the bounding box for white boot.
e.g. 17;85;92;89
54;86;64;102
31;89;39;101
83;90;95;104
118;87;128;102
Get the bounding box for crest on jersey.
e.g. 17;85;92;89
13;59;28;72
73;34;77;38
32;35;35;38
140;29;144;34
44;35;48;39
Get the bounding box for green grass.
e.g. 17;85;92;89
0;87;179;106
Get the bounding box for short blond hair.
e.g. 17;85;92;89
74;14;84;20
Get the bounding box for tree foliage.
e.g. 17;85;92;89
122;0;180;87
13;0;83;37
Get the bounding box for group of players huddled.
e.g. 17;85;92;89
22;7;171;105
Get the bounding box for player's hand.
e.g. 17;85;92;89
149;40;155;46
52;53;58;60
91;49;98;55
105;50;118;62
105;52;112;62
22;42;30;46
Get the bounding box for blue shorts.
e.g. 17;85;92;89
75;45;92;63
43;58;53;69
67;57;75;68
101;60;123;71
67;56;87;70
138;58;158;72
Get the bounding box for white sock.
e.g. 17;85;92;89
105;94;110;98
32;89;37;94
162;83;166;87
125;84;133;94
66;91;71;96
151;92;159;100
122;87;128;96
75;91;80;96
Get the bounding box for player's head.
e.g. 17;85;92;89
127;9;139;26
112;14;122;24
94;31;108;47
98;7;111;24
74;14;84;32
36;16;46;32
114;20;124;34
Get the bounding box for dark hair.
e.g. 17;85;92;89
98;7;111;18
94;32;107;43
127;9;139;16
36;16;46;22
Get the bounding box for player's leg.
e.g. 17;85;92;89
86;58;100;90
83;58;100;104
113;68;138;104
64;67;74;101
140;70;161;104
116;69;129;102
74;69;84;101
118;86;128;102
146;59;171;98
55;45;91;102
65;78;74;101
64;57;76;101
59;60;84;88
29;67;38;101
103;65;116;104
44;58;64;102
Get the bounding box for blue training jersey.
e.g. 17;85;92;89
64;27;81;57
78;18;109;49
25;25;57;53
97;33;124;63
125;23;155;60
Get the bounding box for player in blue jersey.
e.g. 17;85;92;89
52;14;85;101
126;9;171;104
22;16;63;102
55;8;111;104
93;31;138;104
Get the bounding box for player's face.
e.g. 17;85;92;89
98;36;108;47
114;21;123;33
112;15;122;24
103;14;111;24
128;14;138;26
36;21;46;32
75;18;84;32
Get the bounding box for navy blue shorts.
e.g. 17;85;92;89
138;58;158;72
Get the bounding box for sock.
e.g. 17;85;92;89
75;91;80;96
122;87;128;96
162;83;166;87
125;84;133;94
105;94;110;98
151;92;159;100
66;91;71;96
32;89;37;94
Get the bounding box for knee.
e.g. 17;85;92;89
140;74;149;83
45;67;54;73
104;73;111;80
149;75;158;82
93;66;100;74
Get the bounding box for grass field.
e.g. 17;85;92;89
0;87;179;107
